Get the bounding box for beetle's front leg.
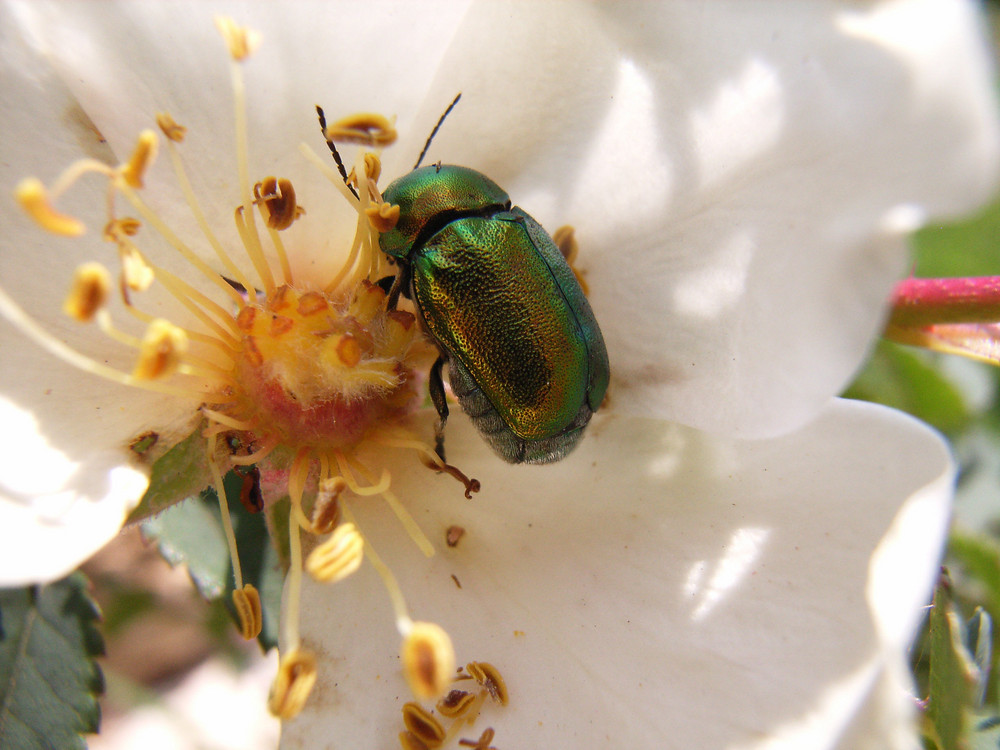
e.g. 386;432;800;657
429;355;449;461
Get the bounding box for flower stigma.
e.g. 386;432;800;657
2;16;513;730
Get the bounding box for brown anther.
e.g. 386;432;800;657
311;477;347;533
156;112;187;142
401;702;445;747
133;319;187;379
269;314;294;337
120;245;155;292
402;622;455;700
63;263;111;322
103;217;142;239
458;728;496;749
120;130;158;188
236;306;257;331
15;178;85;236
236;465;264;513
466;662;508;706
215;16;261;61
436;689;476;719
304;522;364;583
242;335;264;366
388;310;416;330
347;152;383;186
336;334;362;367
445;526;465;548
268;649;317;719
232;584;262;640
366;202;401;233
267;284;293;311
399;731;430;750
297;291;329;316
420;455;481;499
324;112;398;147
253;177;302;230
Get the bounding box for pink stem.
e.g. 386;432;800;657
888;276;1000;327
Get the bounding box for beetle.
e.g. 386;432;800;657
318;100;609;464
378;162;610;465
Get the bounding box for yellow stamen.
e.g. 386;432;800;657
233;583;263;640
133;319;188;380
310;477;346;533
63;263;111;322
324;112;398;147
436;689;476;719
465;662;509;706
401;622;456;700
401;702;446;748
215;15;261;61
367;202;401;233
305;522;364;583
120;130;158;189
268;648;317;719
156;112;187;142
14;178;85;236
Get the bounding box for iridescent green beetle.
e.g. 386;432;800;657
378;164;610;464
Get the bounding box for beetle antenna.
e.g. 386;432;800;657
316;105;359;199
413;93;462;171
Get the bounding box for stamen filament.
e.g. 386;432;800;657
49;158;116;198
338;456;434;557
229;58;275;295
163;137;259;299
117;183;245;307
0;285;213;399
149;264;240;344
95;309;143;348
207;433;245;589
229;440;278;466
341;503;412;633
202;408;255;431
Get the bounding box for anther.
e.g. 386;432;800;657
305;522;364;583
63;263;111;322
437;689;476;718
120;245;155;292
232;583;263;640
401;703;445;747
14;178;85;236
552;224;589;295
156;112;187;142
335;334;362;367
297;291;328;317
399;731;431;750
401;622;455;700
311;477;346;533
120;130;159;189
133;318;188;379
268;648;318;719
254;177;303;230
103;217;142;239
445;526;465;548
366;202;401;233
324;112;398;147
347;152;383;186
465;662;508;706
236;306;257;331
215;16;261;60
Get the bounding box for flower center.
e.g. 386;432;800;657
230;281;420;450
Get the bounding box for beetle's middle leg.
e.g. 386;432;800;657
429;355;449;461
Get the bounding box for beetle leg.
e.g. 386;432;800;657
386;263;411;311
429;355;449;461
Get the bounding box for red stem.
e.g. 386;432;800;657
888;276;1000;327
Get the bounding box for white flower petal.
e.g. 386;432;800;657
407;0;1000;437
285;399;951;748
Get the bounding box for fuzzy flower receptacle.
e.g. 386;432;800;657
1;2;998;749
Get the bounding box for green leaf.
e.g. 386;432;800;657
141;472;284;651
949;531;1000;624
843;341;970;433
0;573;104;750
927;579;979;750
126;427;212;524
913;194;1000;278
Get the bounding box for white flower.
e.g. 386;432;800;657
0;1;997;748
